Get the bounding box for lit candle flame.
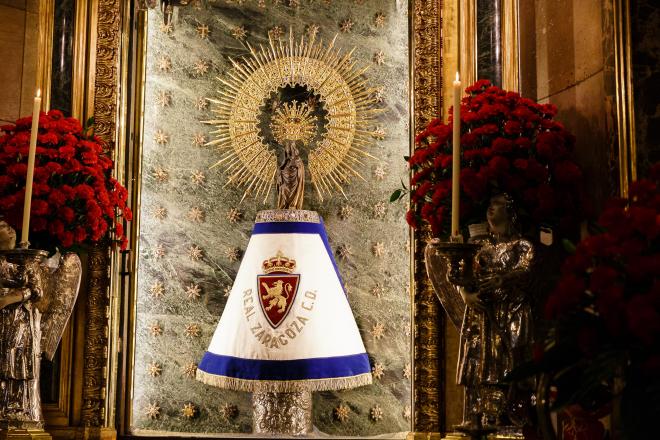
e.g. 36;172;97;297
36;88;41;98
455;72;460;82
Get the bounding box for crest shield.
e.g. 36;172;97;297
257;274;300;328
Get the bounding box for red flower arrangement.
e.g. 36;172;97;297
402;79;586;238
546;163;660;351
0;110;132;250
521;164;660;438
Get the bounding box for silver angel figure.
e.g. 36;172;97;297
426;194;535;432
0;222;81;430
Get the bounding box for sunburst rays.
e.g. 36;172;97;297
204;29;381;202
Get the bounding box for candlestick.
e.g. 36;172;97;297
21;89;41;247
451;73;461;238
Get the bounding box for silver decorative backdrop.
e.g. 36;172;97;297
132;0;411;436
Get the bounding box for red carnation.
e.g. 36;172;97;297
554;160;582;185
492;137;514;154
405;79;584;239
488;156;510;175
0;109;131;250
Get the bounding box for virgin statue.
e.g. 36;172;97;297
276;139;305;210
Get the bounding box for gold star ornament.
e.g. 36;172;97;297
334;403;350;422
220;403;238;420
196;24;210;39
371;322;386;340
183;362;198;378
184;323;201;338
372;362;385;380
232;25;247;40
149;322;163;337
370;404;383;421
147;362;162;377
145;402;161;419
181;402;197;419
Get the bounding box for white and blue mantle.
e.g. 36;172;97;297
196;210;372;392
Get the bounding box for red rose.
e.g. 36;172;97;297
629;206;658;238
515;137;532;149
60;231;74;248
460;132;479;148
31;199;49;216
554;160;582;185
541;103;558;117
38;132;59;145
431;183;450;205
415;181;433;199
504;120;522;135
406;210;418;228
492;137;514;153
513;158;528;170
433;154;452;169
58;206;75;222
58;146;76;160
488;156;510;175
421;202;435;220
546;274;585;318
460;169;485;199
7;163;27;177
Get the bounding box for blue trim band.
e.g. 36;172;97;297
251;219;345;293
198;352;371;381
252;221;324;235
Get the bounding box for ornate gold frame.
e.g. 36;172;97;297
411;0;446;437
116;2;448;437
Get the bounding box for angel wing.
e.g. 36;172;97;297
424;240;466;330
40;252;82;360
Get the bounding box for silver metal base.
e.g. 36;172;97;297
252;391;313;436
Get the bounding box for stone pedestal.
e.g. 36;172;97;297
252;391;313;436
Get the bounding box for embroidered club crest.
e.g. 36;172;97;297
257;251;300;328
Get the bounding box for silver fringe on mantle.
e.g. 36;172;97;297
196;369;372;393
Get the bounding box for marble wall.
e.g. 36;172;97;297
131;0;411;437
0;0;41;125
476;0;502;87
519;0;619;212
49;0;75;113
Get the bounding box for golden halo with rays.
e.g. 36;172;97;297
204;29;381;202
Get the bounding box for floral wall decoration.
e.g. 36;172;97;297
132;0;411;436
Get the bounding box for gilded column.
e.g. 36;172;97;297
412;0;445;435
80;0;121;429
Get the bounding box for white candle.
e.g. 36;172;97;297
451;73;461;237
21;89;41;246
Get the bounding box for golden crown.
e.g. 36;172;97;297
270;101;317;144
262;251;296;274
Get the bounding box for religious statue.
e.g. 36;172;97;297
0;221;81;433
426;194;535;435
271;100;313;210
276;140;305;210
